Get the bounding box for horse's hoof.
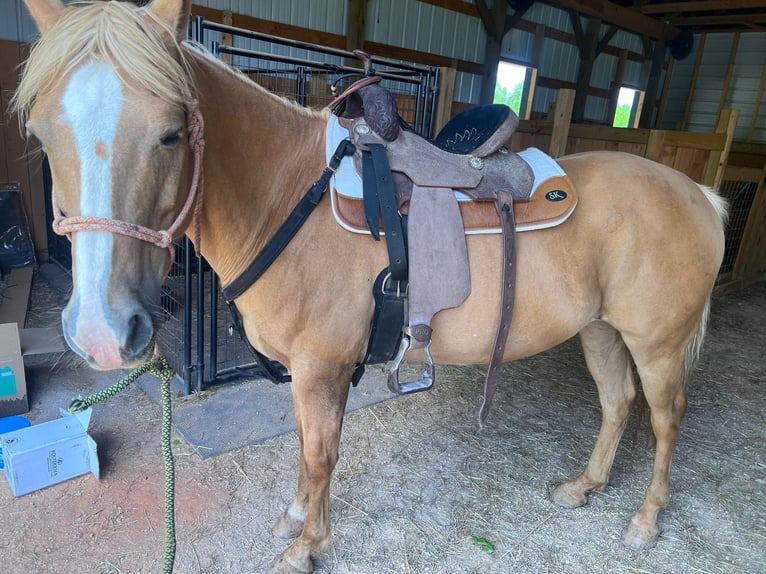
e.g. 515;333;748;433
551;482;588;509
272;512;304;540
265;554;314;574
622;519;659;550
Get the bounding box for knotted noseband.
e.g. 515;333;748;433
51;98;206;262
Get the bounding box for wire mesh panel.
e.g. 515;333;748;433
717;173;762;276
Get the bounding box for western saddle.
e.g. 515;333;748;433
333;52;539;424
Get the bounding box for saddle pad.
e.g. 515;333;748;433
325;115;578;235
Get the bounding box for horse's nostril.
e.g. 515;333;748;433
125;310;154;358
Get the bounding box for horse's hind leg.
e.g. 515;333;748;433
552;320;637;508
620;344;688;549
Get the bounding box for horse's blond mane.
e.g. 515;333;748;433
183;41;324;120
12;1;192;122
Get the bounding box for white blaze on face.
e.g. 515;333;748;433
61;62;125;367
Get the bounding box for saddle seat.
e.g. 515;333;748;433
430;103;518;157
343;83;516;159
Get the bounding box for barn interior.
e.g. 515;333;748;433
0;1;764;573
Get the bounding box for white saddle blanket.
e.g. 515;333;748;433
324;114;572;234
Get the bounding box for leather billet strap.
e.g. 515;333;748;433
221;139;356;302
362;143;408;282
479;190;518;426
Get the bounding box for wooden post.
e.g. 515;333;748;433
221;10;233;65
703;108;739;190
681;32;706;131
747;59;766;142
656;56;674;128
476;0;507;105
345;0;368;67
716;32;740;126
572;15;601;123
549;89;575;158
608;49;628;124
639;39;666;128
433;65;457;135
645;130;666;162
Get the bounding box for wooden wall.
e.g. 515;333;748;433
502;89;766;287
0;39;46;261
506;90;737;189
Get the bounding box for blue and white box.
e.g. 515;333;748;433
0;408;99;496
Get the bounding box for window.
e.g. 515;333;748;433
613;87;645;128
494;60;536;119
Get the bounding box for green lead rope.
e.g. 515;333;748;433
69;356;177;574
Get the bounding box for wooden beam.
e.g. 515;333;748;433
704;108;739;189
346;0;367;51
656;55;674;127
536;75;612;100
417;0;478;17
532;24;546;67
680;32;706;130
549;89;575;158
717;33;740;125
596;25;619;55
361;41;482;74
221;10;233;64
672;13;766;27
608;49;628;124
642;1;766;14
572;16;601;123
747;59;766;142
434;65;457;133
476;0;509;104
541;0;678;40
345;0;368;68
639;40;667;128
645;130;666;162
191;5;346;48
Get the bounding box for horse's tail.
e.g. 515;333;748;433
698;183;729;227
681;183;726;387
681;296;712;388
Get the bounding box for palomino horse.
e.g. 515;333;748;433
17;1;726;572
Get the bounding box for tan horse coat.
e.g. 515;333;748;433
18;1;726;572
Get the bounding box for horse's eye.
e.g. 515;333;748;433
160;131;181;147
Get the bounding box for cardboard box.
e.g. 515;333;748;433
1;407;99;496
0;322;67;417
0;323;28;417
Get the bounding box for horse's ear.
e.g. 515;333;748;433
24;0;66;35
148;0;192;42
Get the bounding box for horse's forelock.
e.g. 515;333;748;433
13;1;193;123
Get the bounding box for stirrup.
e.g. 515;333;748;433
387;335;435;394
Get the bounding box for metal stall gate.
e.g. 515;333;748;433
153;18;440;393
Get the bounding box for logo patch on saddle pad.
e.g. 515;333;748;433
325;115;577;235
545;190;567;202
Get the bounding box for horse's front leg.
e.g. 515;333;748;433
267;363;353;574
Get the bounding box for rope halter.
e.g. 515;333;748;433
51;99;206;262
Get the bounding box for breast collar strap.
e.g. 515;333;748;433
220;138;356;302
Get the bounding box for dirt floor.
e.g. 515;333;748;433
1;276;764;574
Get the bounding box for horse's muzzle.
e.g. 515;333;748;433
62;303;155;370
